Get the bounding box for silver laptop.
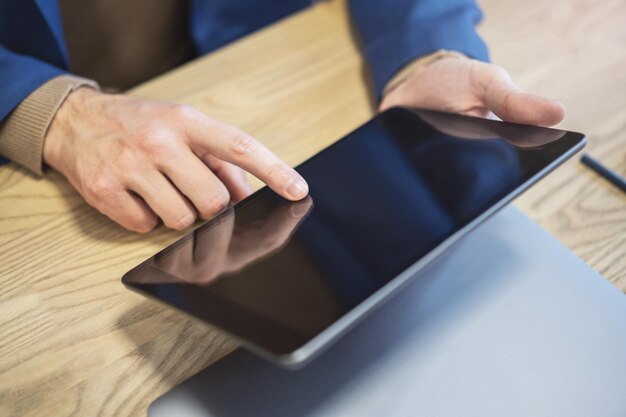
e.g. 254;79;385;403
149;206;626;417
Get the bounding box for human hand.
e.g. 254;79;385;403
154;196;313;284
380;56;566;127
43;88;308;233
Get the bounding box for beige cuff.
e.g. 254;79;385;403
382;50;465;98
0;75;99;175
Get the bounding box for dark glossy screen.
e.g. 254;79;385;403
125;108;584;354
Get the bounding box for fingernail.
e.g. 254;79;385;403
286;178;308;200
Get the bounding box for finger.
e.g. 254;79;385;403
98;190;159;234
125;170;197;231
180;110;308;200
159;149;231;220
204;155;253;202
477;63;565;127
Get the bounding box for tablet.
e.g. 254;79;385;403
122;107;586;367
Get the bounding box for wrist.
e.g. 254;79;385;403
43;87;99;173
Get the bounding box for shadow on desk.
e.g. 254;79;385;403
117;298;238;392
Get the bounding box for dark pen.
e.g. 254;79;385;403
581;153;626;194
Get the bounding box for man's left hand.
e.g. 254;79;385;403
380;56;565;127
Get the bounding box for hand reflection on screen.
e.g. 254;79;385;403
150;196;313;285
414;109;566;147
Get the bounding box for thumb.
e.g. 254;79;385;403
480;65;565;127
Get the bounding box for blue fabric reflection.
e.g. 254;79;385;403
296;115;520;307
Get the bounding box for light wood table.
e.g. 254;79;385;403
1;1;624;415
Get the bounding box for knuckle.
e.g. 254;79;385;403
172;104;199;121
488;64;511;81
131;217;158;234
266;162;290;186
202;189;230;219
116;148;137;172
135;126;179;156
167;210;197;231
88;174;118;200
229;130;257;157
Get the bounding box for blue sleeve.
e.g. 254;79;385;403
348;0;490;101
0;43;66;122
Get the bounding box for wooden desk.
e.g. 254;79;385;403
1;1;624;415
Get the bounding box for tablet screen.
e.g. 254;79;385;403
123;108;585;362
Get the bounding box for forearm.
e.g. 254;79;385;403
348;0;489;101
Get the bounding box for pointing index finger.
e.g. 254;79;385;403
183;111;308;200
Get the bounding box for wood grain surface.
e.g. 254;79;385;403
1;0;624;415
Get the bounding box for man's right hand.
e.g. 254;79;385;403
43;88;308;233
